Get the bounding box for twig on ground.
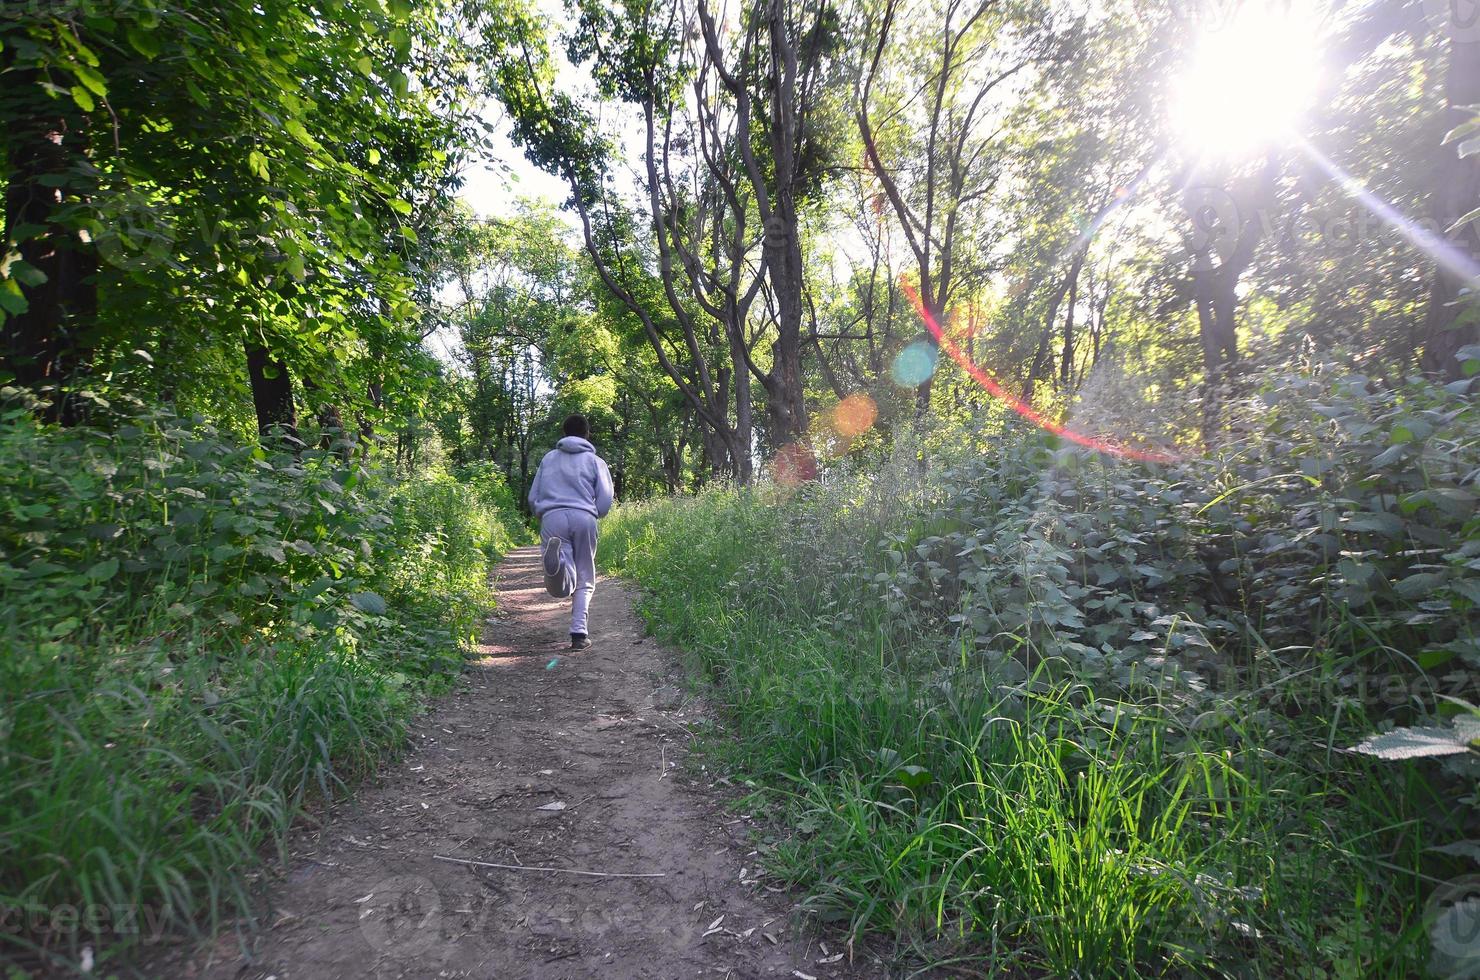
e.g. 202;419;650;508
432;854;665;878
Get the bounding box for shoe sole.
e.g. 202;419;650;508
542;537;563;577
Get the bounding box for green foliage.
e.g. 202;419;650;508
1;0;477;428
0;401;520;969
598;364;1478;975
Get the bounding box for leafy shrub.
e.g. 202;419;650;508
0;402;519;970
600;363;1477;975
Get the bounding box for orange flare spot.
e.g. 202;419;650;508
832;393;878;439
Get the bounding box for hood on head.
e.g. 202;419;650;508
557;436;595;454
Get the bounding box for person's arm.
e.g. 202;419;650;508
594;457;614;518
527;458;545;515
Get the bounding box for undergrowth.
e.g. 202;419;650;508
600;365;1477;976
0;404;526;972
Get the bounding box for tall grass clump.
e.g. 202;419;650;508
0;401;524;972
601;364;1476;976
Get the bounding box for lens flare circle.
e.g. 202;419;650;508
832;393;878;438
892;341;939;387
772;441;818;485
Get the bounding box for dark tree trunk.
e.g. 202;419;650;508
1184;160;1275;378
762;207;809;446
303;376;350;459
245;341;298;446
1191;263;1239;373
1059;271;1078;389
756;0;809;449
1024;251;1086;402
1421;37;1480;378
2;70;98;424
317;402;350;459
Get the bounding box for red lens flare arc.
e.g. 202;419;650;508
899;280;1173;464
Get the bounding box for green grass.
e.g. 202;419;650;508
599;484;1442;976
0;409;525;972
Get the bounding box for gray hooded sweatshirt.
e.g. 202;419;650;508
527;436;614;519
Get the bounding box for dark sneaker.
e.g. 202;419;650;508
569;633;591;651
542;536;563;577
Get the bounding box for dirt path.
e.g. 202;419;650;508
170;547;872;979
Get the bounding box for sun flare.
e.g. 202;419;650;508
1171;3;1325;159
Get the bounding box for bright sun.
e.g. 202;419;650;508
1171;3;1325;159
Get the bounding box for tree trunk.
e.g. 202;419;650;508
1184;160;1275;378
2;71;98;424
1420;37;1480;378
1059;270;1078;389
758;0;809;449
245;341;298;446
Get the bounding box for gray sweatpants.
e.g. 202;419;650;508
540;507;598;635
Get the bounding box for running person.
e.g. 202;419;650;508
526;414;614;650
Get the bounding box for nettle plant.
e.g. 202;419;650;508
823;365;1478;705
799;361;1480;968
0;398;517;962
0;396;508;691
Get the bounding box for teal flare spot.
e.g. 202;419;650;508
892;340;939;387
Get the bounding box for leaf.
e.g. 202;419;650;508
1395;571;1448;598
69;63;107;97
71;86;95;112
9;260;46;288
1351;717;1480;760
1430;841;1480;864
1390;418;1433;443
0;279;29;316
1443;117;1480;146
536;800;567;811
86;558;119;581
349;591;387;615
1418;648;1456;670
895;765;933;790
126;27;161;59
284;119;320;149
184;77;209;107
1343;512;1405;537
1370;444;1408;468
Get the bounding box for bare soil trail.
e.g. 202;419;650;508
168;546;874;980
